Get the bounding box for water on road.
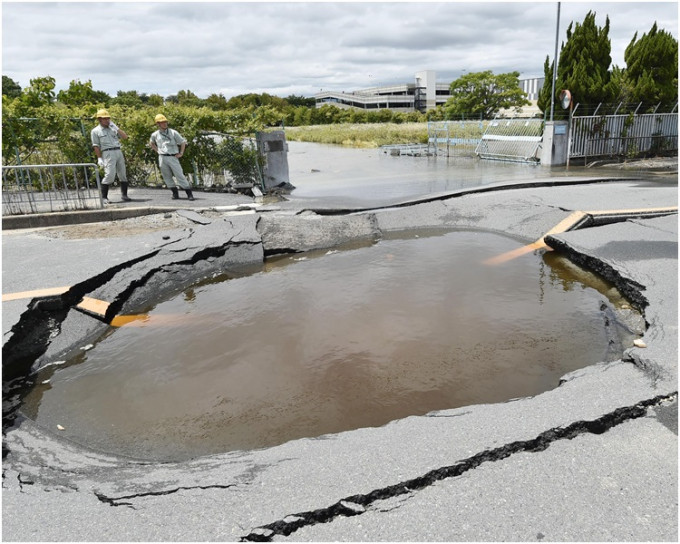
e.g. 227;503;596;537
23;229;633;460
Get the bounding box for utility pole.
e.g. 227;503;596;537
550;2;561;121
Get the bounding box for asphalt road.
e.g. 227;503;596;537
2;176;677;541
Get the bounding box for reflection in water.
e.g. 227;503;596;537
285;141;636;207
23;230;634;461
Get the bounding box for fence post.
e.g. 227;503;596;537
8;122;23;166
445;122;450;157
153;162;161;186
567;101;573;169
191;160;200;186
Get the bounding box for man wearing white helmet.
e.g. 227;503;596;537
149;114;194;201
91;109;131;203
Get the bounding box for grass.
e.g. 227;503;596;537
284;122;430;148
284;121;492;148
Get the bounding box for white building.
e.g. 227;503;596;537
315;71;544;113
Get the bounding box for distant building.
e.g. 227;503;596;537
315;71;545;113
519;77;544;101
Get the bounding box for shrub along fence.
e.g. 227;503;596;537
2;116;264;192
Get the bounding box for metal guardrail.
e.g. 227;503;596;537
2;163;103;216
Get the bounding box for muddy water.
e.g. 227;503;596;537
285;141;636;206
23;230;634;461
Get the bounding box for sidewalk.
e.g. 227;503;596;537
2;186;256;230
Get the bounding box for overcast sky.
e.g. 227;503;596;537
2;1;677;99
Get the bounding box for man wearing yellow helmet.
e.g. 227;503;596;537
149;114;194;201
91;109;131;203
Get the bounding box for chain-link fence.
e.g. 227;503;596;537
188;132;263;192
427;120;486;157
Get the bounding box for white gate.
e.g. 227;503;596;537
475;117;543;163
427;120;485;157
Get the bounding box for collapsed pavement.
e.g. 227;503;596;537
2;178;677;541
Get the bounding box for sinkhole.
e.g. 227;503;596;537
21;229;641;461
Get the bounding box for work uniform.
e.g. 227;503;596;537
149;128;191;190
91;125;127;185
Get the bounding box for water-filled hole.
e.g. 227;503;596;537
22;230;637;460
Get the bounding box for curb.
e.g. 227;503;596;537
2;206;181;230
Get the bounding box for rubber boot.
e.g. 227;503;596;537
121;182;132;202
171;187;180;200
185;189;195;201
101;184;110;204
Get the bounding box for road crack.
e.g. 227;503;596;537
240;394;676;541
94;483;236;508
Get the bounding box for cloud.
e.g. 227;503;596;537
2;2;677;99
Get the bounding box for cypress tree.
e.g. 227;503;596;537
537;55;554;115
623;23;678;108
555;11;614;114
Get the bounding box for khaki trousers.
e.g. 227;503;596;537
102;149;127;185
159;155;191;189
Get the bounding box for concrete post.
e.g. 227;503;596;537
541;121;570;166
256;131;292;191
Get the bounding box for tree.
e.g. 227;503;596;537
607;65;632;105
444;71;529;119
623;22;678;107
148;94;164;107
205;93;228;110
285;94;315;108
111;90;145;107
22;76;57;107
57;79;110;106
176;89;202;107
2;75;22;98
226;93;289;110
554;11;615;113
537;56;554;115
286;105;312;126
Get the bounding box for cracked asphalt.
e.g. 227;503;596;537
2;174;678;541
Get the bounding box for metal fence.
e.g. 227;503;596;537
428;121;485;157
191;132;264;192
475;117;543;163
380;143;432;156
2;163;103;215
569;112;678;161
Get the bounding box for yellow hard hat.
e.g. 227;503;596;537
154;114;168;123
95;109;111;119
